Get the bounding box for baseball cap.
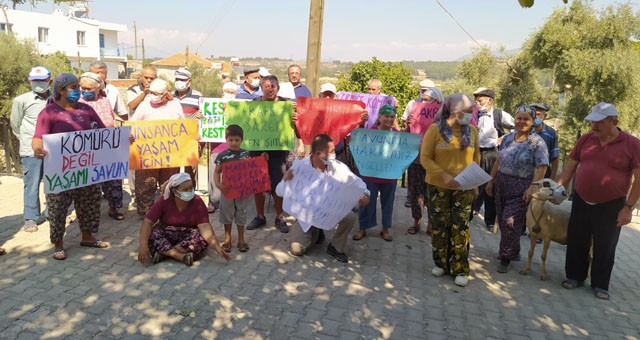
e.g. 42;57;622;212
419;79;435;89
28;66;51;81
222;82;238;92
320;83;337;94
584;102;619;122
379;104;397;116
259;67;271;77
174;68;191;80
530;103;550;111
473;87;495;99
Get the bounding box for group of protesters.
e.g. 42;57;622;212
5;61;640;301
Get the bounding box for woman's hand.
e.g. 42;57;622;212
523;185;535;203
441;173;459;190
261;152;269;161
291;112;299;123
129;135;136;144
138;246;151;265
194;111;203;119
211;242;232;261
485;181;494;197
358;195;370;206
282;169;294;181
296;143;305;158
33;146;48;159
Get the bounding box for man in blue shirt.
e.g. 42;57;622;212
236;68;263;100
288;64;312;98
530;103;560;180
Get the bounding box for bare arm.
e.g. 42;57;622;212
618;167;640;227
485;158;500;197
524;165;549;202
31;138;47;159
556;158;579;188
127;91;147;111
197;223;231;261
137;218;154;265
214;165;227;192
550;158;560;181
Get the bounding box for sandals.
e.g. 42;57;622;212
80;240;109;248
593;288;610;300
108;211;125;221
152;252;165;264
23;220;38;233
561;279;585;289
182;252;194;266
237;242;249;253
352;230;366;241
221;242;232;253
408;225;420;235
0;248;5;256
52;250;66;260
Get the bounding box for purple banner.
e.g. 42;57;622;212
336;92;397;128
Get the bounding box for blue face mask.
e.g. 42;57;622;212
65;89;81;103
174;189;195;201
81;91;96;100
533;118;543;127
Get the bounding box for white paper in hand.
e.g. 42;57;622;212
454;163;492;190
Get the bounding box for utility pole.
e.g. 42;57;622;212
133;20;138;62
305;0;324;97
185;45;189;66
141;38;145;66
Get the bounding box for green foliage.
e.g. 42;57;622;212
188;62;223;98
400;61;459;80
457;47;500;90
337;57;416;118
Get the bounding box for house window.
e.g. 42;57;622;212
77;31;85;45
99;33;105;48
38;27;49;43
0;23;12;32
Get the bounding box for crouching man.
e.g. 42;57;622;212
276;134;370;263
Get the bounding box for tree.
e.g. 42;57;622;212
188;62;223;98
0;32;36;119
337;57;416;118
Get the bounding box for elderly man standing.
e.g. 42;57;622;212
174;68;203;186
471;87;514;232
288;64;312;98
557;103;640;300
10;66;51;232
89;61;127;120
236;68;263;100
367;79;383;95
127;66;158;116
530;103;560;180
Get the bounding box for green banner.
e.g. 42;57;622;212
224;101;296;150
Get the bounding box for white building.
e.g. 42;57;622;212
1;4;127;79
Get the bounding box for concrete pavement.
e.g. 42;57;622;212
1;171;639;339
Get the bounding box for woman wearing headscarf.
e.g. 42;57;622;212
421;94;480;287
137;173;231;266
130;79;185;216
405;88;444;235
32;73;108;260
486;105;548;273
79;72;125;221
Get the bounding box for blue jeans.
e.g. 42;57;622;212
21;156;43;220
358;179;397;230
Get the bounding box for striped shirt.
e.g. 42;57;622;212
174;88;202;119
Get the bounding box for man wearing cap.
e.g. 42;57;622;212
471;87;514;231
319;83;337;99
89;61;127;120
236;68;263;100
127;66;158;116
530;103;559;180
173;68;203;119
288;64;312;99
557;102;640;300
10;66;51;232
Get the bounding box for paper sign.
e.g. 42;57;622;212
221;156;271;199
349;128;421;179
199;97;226;142
126;119;199;170
336;92;396;128
224;101;296;150
454;162;492;190
282;161;363;231
295;97;365;145
410;102;442;136
43;127;131;194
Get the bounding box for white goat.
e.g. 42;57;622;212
520;178;571;280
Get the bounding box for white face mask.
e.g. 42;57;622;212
149;94;164;104
478;104;488;112
250;79;260;88
31;81;49;94
223;93;236;100
328;153;336;161
174;80;189;92
457;112;473;126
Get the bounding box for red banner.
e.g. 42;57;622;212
221;156;271;199
295;97;366;145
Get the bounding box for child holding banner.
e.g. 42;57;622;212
214;125;252;253
353;104;399;242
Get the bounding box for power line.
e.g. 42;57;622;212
194;0;236;53
434;0;484;49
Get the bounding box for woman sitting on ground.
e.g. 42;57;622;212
137;173;231;266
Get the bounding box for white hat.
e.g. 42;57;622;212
278;82;296;100
419;79;435;89
149;79;168;94
320;83;337;94
222;82;238;92
585;102;619;122
259;67;271;77
28;66;51;81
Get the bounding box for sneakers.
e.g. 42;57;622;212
275;217;289;233
246;216;267;230
454;275;469;287
431;267;446;277
327;243;348;263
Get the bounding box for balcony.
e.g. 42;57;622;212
100;47;125;59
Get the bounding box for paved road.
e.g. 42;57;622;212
1;172;639;339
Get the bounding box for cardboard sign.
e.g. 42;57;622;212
224;101;296;150
126;119;199;170
221;156;271;199
295;97;365;145
349;128;421;180
43;127;131;194
335;92;396;128
282;160;363;231
199;97;226;142
410;102;442;136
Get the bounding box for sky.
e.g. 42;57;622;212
13;0;638;61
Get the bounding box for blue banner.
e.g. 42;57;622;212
349;128;421;179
